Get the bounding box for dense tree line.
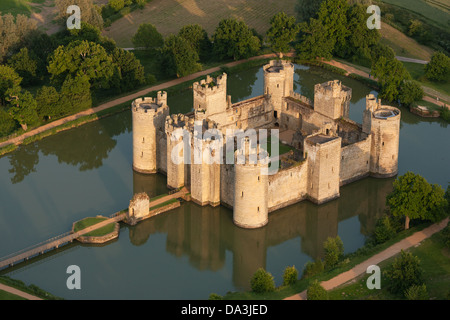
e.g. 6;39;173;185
0;13;151;137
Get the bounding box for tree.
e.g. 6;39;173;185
213;19;261;60
345;4;380;60
295;0;324;22
384;250;424;296
5;88;39;131
371;56;411;102
317;0;349;56
370;43;395;63
386;172;446;230
282;266;298;286
160;35;202;78
250;268;275;293
0;65;22;105
59;75;92;114
405;284;429;300
425;52;450;82
296;18;334;60
302;259;324;279
132;23;163;50
56;0;104;30
323;236;344;268
398;80;424;106
110;48;146;92
47;40;114;88
266;12;300;57
7;48;38;85
109;0;125;12
35;86;61;120
178;24;212;61
0;108;17;136
0;13;37;62
373;214;397;244
306;280;328;300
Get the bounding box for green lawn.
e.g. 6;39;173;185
0;289;26;300
329;227;450;300
0;0;45;16
380;0;450;29
402;62;450;101
73;217;116;237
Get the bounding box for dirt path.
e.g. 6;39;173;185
0;53;285;150
0;283;43;300
285;217;449;300
322;59;449;108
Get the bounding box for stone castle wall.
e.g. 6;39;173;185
340;136;371;185
268;161;308;212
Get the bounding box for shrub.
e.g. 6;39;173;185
384;250;424;295
405;284;429;300
374;214;397;244
250;268;275;293
302;259;324;279
109;0;125;12
208;293;223;300
136;0;146;9
282;266;298;286
306;280;328;300
323;236;344;269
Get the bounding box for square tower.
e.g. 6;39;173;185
314;80;352;120
193;73;228;118
304;134;342;204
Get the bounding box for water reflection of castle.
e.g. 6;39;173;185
132;171;394;290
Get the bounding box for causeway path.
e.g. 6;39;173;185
285;217;449;300
0;284;43;300
0;53;288;150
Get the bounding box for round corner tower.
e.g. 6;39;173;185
369;104;401;178
263;60;294;119
132;92;169;174
233;138;270;229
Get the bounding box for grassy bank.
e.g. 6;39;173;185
73;217;116;237
328;225;450;300
220;222;432;300
0;276;62;300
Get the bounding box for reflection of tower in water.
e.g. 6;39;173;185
132;170;168;198
127;172;391;290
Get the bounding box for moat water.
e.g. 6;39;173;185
0;64;448;299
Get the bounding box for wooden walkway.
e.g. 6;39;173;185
0;213;126;270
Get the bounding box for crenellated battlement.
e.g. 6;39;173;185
132;91;168;115
235;138;270;166
131;60;401;230
193;74;227;95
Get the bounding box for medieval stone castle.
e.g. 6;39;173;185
130;60;401;229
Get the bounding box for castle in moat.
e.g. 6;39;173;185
129;60;401;229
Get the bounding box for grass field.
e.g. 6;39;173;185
103;0;297;47
380;22;435;60
380;0;450;29
0;0;44;16
73;217;116;237
0;289;26;300
329;227;450;300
